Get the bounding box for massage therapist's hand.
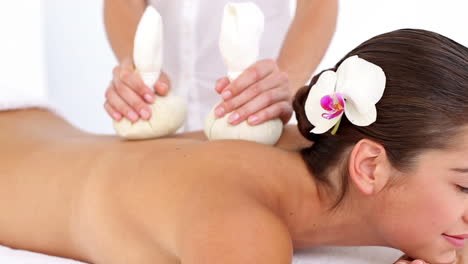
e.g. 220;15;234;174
104;56;171;122
214;59;293;126
394;255;430;264
394;250;465;264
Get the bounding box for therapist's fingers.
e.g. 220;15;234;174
154;80;169;96
220;59;278;100
216;71;289;118
246;101;292;126
104;56;156;122
114;66;155;104
153;71;171;96
395;260;427;264
225;85;291;125
112;78;152;121
394;255;428;264
106;82;147;122
119;57;154;101
104;101;122;121
215;77;230;94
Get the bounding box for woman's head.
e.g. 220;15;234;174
293;29;468;262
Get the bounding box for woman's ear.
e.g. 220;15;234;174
348;139;391;195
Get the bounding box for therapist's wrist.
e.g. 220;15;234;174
276;60;310;99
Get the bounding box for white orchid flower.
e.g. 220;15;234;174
304;55;386;134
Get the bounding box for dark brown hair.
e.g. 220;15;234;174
293;29;468;207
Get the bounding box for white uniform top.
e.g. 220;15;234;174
148;0;293;131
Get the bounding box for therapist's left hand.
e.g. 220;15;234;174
214;59;293;126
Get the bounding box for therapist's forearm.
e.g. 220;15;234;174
104;0;147;63
277;0;338;92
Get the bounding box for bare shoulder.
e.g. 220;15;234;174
167;142;296;263
177;196;293;264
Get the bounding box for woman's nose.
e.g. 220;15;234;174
464;204;468;223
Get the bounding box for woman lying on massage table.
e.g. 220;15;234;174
0;29;467;264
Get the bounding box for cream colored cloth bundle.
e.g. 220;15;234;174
113;6;187;140
204;2;283;145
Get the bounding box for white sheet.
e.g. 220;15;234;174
0;245;86;264
0;244;401;264
293;246;403;264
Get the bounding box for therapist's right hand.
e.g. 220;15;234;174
394;255;429;264
104;57;170;122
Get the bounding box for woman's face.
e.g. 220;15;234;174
378;135;468;264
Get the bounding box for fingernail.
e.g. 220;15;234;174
222;90;232;100
228;112;240;123
112;112;122;120
248;115;259;125
215;107;225;117
140;109;150;120
144;93;154;103
413;260;423;264
128;111;138;121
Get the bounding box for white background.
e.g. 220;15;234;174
2;0;468;134
0;1;47;107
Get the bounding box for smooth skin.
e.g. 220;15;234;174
0;108;466;264
103;0;338;125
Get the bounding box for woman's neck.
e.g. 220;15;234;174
279;169;388;249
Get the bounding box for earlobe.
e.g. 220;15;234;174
348;139;389;195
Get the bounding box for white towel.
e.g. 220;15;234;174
0;245;86;264
0;244;401;264
293;246;403;264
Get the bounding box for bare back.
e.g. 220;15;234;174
0;109;314;264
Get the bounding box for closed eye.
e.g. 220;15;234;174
457;185;468;193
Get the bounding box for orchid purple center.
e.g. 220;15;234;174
320;93;345;120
